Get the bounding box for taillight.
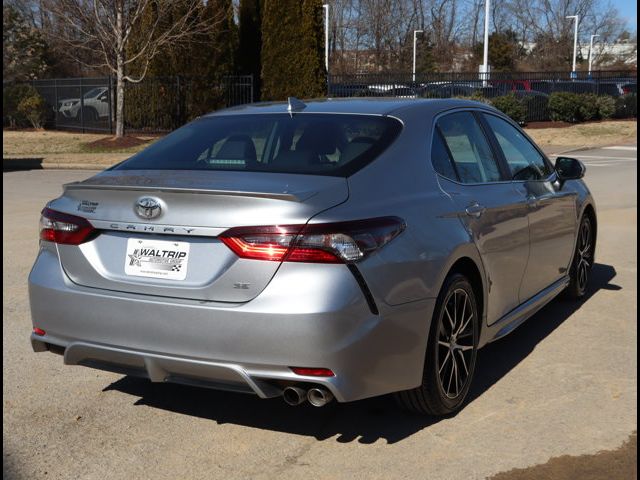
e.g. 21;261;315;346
220;216;405;264
39;207;95;245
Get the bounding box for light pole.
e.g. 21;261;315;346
482;0;491;85
323;4;329;74
566;15;579;76
588;34;599;75
412;30;424;83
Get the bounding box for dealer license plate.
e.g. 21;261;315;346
124;238;190;281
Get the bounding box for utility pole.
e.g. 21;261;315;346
413;30;424;83
482;0;491;86
566;15;579;77
588;34;599;75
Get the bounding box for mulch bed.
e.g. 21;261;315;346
526;118;634;129
525;121;572;129
83;136;152;150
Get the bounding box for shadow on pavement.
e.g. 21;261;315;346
106;263;619;444
3;158;44;171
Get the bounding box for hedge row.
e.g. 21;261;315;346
486;92;636;124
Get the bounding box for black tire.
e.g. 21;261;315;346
565;215;595;300
82;107;98;123
395;273;479;416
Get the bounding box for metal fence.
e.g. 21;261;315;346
11;75;254;133
5;70;636;133
328;70;637;122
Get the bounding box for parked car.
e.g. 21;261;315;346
328;83;370;98
29;98;597;415
551;81;598;94
490;79;532;93
57;87;110;121
621;83;636;94
596;82;626;97
530;80;554;94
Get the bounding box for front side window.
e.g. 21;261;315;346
436;112;502;184
115;113;402;177
483;114;553;181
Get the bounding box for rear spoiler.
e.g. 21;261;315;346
63;182;314;202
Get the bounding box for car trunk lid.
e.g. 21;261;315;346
49;169;348;302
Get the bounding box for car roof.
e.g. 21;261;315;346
204;97;492;118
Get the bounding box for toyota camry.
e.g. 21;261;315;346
29;98;596;415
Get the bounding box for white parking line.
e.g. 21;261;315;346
602;146;637;151
585;163;633;167
573;155;637;161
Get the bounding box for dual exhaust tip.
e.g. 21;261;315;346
283;386;334;407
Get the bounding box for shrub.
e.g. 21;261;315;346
3;83;42;127
491;93;526;123
577;93;599;121
520;94;550;122
614;93;637;118
17;90;46;128
549;92;581;122
595;95;616;119
451;93;492;105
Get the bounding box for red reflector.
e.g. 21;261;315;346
290;367;335;377
33;327;46;336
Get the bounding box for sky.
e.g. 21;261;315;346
612;0;637;31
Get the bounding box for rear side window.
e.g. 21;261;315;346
483;114;553;180
436;112;502;183
430;128;457;180
114;113;402;177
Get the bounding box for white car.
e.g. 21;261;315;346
57;87;110;121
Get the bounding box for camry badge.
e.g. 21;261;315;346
135;197;162;219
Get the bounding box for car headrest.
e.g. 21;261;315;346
296;124;344;155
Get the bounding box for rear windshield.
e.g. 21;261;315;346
114;113;402;177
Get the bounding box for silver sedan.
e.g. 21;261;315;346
29;98;596;415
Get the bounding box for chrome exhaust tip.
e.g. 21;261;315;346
307;387;334;407
283;386;307;406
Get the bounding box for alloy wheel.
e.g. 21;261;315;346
577;218;593;293
436;288;476;399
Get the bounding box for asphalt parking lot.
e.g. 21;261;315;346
3;145;637;480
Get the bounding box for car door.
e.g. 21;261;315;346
481;113;577;301
432;111;530;325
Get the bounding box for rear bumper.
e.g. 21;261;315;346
29;246;435;402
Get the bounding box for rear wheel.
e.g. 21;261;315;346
565;215;594;299
395;273;479;416
82;107;98;123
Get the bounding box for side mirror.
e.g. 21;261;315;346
555;156;585;184
98;93;108;102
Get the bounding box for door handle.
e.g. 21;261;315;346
465;203;486;218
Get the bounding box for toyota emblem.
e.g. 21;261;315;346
135;197;162;219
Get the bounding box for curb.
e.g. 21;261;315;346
544;145;605;157
4;158;112;171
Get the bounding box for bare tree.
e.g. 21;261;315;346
42;0;223;137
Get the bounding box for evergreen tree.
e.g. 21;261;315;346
202;0;238;79
300;0;326;98
261;0;326;100
238;0;262;99
473;31;523;72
